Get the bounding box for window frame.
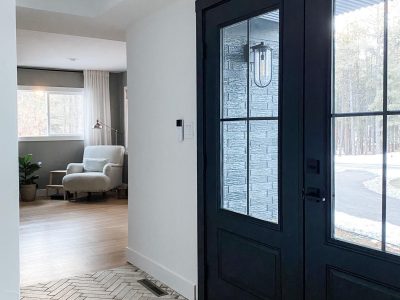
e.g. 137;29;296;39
17;85;85;142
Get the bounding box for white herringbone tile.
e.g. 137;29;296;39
20;264;187;300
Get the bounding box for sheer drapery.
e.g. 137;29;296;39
84;70;112;146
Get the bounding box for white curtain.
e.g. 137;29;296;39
84;70;112;146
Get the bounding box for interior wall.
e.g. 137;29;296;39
0;0;20;298
17;68;128;187
17;68;84;87
126;1;197;299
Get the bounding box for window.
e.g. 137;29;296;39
332;0;400;255
17;87;84;141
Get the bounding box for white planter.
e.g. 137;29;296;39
20;184;37;202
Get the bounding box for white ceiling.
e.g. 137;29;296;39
16;0;125;18
15;0;177;71
16;0;177;41
17;30;127;71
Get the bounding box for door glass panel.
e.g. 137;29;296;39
332;0;400;254
388;0;400;111
221;21;248;119
249;120;278;222
221;9;280;223
222;121;248;215
249;11;279;118
333;0;384;114
386;116;400;254
333;116;383;250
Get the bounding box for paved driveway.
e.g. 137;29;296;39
335;164;400;226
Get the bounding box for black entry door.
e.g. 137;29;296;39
305;0;400;298
198;0;304;299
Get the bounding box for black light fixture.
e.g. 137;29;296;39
251;42;272;88
93;119;119;145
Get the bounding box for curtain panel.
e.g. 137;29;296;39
84;70;112;146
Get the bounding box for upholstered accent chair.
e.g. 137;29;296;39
63;145;125;200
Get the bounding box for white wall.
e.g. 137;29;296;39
126;1;197;299
0;0;20;299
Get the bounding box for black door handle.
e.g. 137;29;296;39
304;187;326;203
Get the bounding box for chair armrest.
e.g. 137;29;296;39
66;163;84;175
103;163;123;189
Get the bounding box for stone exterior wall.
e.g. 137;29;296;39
222;20;279;223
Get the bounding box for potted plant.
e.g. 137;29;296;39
19;154;42;202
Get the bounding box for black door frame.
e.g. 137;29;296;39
196;0;304;299
196;2;228;299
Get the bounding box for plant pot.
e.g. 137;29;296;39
20;184;37;202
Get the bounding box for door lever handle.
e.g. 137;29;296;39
306;194;326;203
303;188;326;203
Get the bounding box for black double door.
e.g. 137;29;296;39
197;0;400;299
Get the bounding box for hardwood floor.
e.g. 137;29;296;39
19;196;128;287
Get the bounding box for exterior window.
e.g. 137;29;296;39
17;87;84;140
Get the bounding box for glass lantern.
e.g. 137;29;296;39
251;42;272;88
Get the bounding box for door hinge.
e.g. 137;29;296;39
203;43;207;59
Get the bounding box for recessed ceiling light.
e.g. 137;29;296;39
68;58;78;62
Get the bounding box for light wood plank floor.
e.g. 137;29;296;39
20;197;128;287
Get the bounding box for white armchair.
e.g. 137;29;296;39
63;146;125;199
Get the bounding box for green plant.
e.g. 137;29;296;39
19;154;42;186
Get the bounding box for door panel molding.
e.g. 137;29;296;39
327;267;400;300
218;229;281;300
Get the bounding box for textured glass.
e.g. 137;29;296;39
249;121;278;222
221;21;248;119
222;121;248;215
388;0;400;111
386;116;400;254
334;0;384;113
249;11;279;117
333;116;383;250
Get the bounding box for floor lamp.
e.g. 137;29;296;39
93;119;119;145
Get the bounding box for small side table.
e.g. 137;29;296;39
46;170;67;199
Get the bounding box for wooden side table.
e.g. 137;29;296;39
46;170;67;199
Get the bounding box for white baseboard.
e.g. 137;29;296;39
126;247;196;300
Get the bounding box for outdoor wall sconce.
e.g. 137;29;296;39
251;42;272;88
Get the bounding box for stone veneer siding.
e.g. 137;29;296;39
222;20;279;223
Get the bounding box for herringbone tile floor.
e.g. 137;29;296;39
20;264;187;300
